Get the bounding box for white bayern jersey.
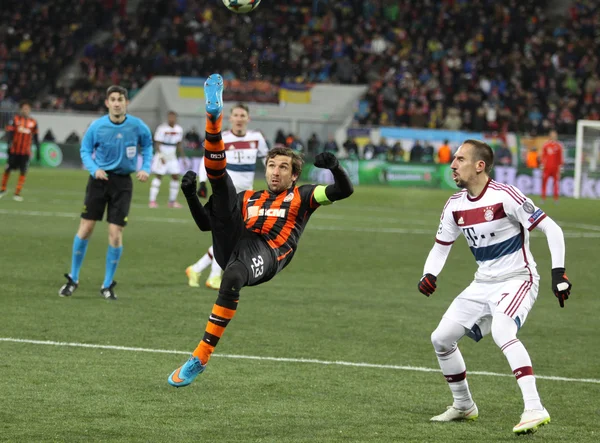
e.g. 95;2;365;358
199;129;268;192
436;179;547;282
154;123;183;160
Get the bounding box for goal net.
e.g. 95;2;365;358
575;120;600;199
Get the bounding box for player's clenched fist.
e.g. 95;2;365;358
418;273;437;297
181;171;198;197
314;152;339;170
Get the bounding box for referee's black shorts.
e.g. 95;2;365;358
81;172;133;226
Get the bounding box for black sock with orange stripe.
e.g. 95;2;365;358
193;292;238;365
1;170;9;192
204;113;226;181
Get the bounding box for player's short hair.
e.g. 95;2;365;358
266;146;304;177
168;110;177;116
19;100;31;108
105;85;128;100
463;139;494;174
231;103;249;115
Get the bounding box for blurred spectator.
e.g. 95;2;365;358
65;131;81;144
275;130;287;147
495;143;513;166
423;142;435;164
323;134;339;154
343;137;359;158
410;141;424;163
307;133;321;156
389;141;405;163
438;140;452;164
184;126;202;150
526;147;540;169
363;139;377;160
42;130;56;142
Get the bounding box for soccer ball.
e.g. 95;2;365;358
222;0;261;14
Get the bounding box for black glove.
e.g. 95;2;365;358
551;267;572;308
181;171;198;198
418;273;437;297
197;181;207;198
314;152;339;170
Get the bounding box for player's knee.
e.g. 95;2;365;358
491;313;518;348
151;177;161;187
77;219;96;239
431;328;454;353
220;261;249;298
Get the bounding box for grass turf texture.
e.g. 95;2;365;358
1;169;599;442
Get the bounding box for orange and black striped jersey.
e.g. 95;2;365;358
6;115;38;156
239;184;321;264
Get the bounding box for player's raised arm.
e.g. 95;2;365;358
181;170;211;231
502;188;572;307
418;197;461;296
80;124;100;177
312;152;353;204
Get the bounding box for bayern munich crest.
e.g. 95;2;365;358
484;207;494;221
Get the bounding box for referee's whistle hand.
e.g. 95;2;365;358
95;169;108;180
137;171;149;182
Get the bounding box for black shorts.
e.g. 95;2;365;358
81;172;133;227
226;232;279;287
6;154;29;174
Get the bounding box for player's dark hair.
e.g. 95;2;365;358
106;85;128;100
464;139;494;174
168;110;177;116
266;146;304;178
231;103;249;115
19;100;31;108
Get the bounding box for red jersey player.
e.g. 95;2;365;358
540;130;564;202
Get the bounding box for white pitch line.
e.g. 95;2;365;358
1;337;599;384
2;208;600;238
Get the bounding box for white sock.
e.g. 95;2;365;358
437;347;473;409
208;253;222;279
432;319;473;410
192;253;213;273
493;314;543;411
169;179;179;202
502;340;543;410
150;177;161;202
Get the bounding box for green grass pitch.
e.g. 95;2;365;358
1;169;599;442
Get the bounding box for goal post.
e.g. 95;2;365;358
575;119;600;199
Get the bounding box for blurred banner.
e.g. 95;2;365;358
302;160;600;199
0;141;64;167
179;77;280;104
302;160;457;189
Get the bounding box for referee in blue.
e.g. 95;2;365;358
59;85;153;300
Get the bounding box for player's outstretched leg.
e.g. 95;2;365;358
203;74;237;217
169;261;248;387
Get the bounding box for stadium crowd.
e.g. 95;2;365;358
1;0;598;135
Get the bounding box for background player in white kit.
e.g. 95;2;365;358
417;139;572;435
149;111;185;208
186;103;268;289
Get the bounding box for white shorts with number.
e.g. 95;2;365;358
443;279;539;332
151;154;180;175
